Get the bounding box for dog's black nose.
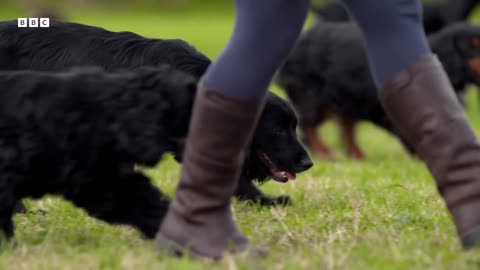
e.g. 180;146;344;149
299;157;313;171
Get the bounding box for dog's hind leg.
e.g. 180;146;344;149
302;126;336;161
65;172;170;239
0;173;21;239
0;211;14;240
337;116;366;160
0;192;17;239
234;177;291;206
13;201;27;214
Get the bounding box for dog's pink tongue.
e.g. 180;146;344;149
286;172;296;180
272;170;284;179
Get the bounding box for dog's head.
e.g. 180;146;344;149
245;92;313;183
430;22;480;91
172;92;313;183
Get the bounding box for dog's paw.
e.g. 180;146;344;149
13;201;27;214
270;195;292;206
253;195;292;207
29;209;49;216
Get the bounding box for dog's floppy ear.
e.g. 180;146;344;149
451;25;480;84
454;35;478;58
429;23;480;88
164;77;196;139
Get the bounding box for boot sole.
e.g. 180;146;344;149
156;233;269;260
462;227;480;249
156;233;197;259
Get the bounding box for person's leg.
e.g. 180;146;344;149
202;1;310;99
342;0;430;87
342;0;480;248
157;0;310;259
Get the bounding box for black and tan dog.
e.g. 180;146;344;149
0;19;312;206
276;22;480;160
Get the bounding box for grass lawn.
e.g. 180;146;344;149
2;5;480;270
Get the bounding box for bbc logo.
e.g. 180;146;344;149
17;18;50;28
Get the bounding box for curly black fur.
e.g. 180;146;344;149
276;22;480;155
0;66;196;239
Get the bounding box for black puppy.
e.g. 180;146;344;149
0;66;195;239
311;0;478;34
172;92;312;205
0;19;312;206
276;22;480;160
238;94;311;205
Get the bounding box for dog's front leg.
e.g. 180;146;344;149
0;202;15;239
234;177;291;206
13;201;27;214
65;172;170;239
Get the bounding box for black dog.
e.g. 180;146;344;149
276;22;480;160
0;66;195;239
0;20;210;77
173;91;313;206
0;19;312;206
235;93;312;204
311;0;478;34
0;66;312;240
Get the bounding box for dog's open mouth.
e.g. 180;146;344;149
257;151;296;183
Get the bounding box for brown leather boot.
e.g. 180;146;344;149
379;54;480;249
156;87;267;259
